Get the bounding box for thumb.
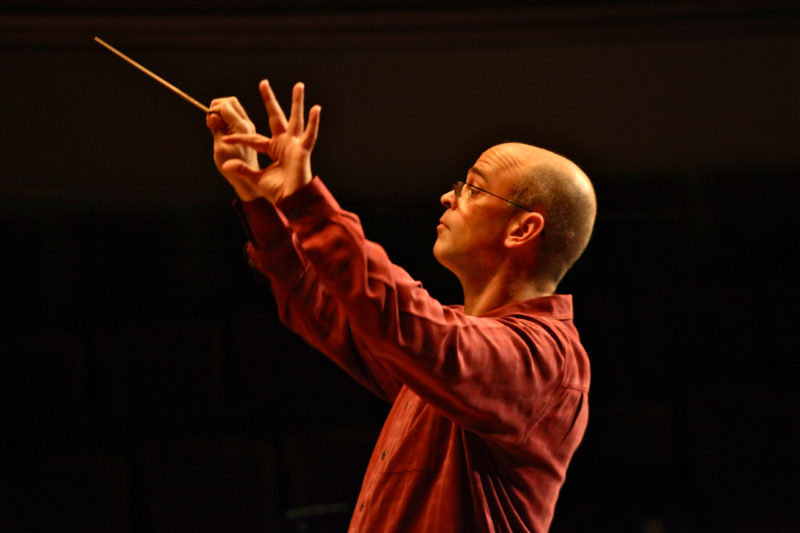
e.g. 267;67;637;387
206;112;227;136
221;159;263;185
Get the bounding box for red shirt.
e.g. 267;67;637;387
238;178;590;533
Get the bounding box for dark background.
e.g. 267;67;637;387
1;1;798;532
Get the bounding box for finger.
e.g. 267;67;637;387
259;80;288;135
210;97;249;119
206;111;226;135
208;98;255;136
222;133;273;154
231;99;251;122
287;82;305;135
301;105;321;150
221;159;264;185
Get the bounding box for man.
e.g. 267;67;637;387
206;80;596;533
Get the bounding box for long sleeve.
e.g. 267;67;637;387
268;178;588;445
236;196;403;403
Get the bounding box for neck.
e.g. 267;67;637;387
459;262;555;316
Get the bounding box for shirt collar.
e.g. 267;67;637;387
479;294;574;320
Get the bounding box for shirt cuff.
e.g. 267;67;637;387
233;196;291;250
275;176;341;231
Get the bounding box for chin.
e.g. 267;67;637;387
432;241;443;262
432;241;453;271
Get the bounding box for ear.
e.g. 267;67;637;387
504;211;545;249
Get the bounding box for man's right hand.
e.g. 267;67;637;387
206;97;262;201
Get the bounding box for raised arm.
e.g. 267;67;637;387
207;81;402;402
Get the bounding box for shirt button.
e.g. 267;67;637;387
381;450;387;460
360;502;365;512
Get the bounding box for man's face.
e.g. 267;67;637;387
433;145;522;276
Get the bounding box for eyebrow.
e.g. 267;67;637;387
467;166;488;183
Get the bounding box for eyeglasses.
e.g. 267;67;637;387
451;181;532;212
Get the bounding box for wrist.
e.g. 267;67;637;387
275;165;314;203
232;181;262;202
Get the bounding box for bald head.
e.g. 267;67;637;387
500;143;597;285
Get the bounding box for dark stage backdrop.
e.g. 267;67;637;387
1;2;798;532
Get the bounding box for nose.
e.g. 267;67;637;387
441;188;455;209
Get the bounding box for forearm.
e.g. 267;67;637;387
238;196;401;402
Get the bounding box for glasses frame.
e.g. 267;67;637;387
452;181;532;212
